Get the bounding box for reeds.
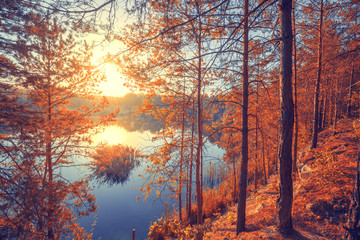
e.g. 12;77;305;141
90;144;139;185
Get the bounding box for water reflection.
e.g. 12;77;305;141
93;125;124;145
117;118;163;133
93;124;154;148
78;124;163;240
78;123;225;240
90;144;140;186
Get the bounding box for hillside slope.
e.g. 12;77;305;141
205;119;359;240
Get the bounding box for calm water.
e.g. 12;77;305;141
78;162;165;240
65;123;225;240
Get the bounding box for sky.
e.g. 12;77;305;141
91;39;132;98
99;61;130;98
88;2;135;98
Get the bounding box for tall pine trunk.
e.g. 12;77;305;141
333;75;339;133
345;148;360;239
261;130;267;185
233;155;237;201
178;82;186;223
277;0;294;233
347;63;355;118
195;9;203;226
236;0;249;234
187;98;195;222
255;113;258;189
319;97;324;130
311;0;324;149
46;77;55;240
292;0;298;176
323;95;328;128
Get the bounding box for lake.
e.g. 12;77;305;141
66;122;225;240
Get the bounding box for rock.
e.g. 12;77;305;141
255;203;265;212
299;163;313;179
306;203;313;212
307;198;350;223
249;203;265;215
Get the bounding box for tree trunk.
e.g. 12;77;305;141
187;99;195;222
46;74;55;240
233;156;237;201
46;135;54;240
236;0;249;234
311;0;324;149
323;95;328;128
292;0;298;176
319;96;324;130
333;76;339;134
195;10;203;226
345;149;360;240
277;0;294;234
267;149;271;176
255;112;258;189
347;64;355;118
178;83;186;223
261;132;267;185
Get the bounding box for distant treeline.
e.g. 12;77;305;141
72;93;225;131
71;93;148;116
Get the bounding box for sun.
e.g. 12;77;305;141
99;63;130;97
90;38;131;98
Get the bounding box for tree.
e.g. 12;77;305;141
117;0;226;228
277;0;294;233
236;0;249;234
292;0;299;175
0;14;107;238
293;0;348;144
311;0;324;149
344;147;360;240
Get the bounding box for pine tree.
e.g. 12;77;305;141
277;0;294;233
0;14;105;238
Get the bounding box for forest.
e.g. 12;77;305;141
0;0;359;239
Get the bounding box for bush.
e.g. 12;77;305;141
148;217;211;240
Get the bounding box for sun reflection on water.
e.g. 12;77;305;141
92;124;154;148
93;125;124;145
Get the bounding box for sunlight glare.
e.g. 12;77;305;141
90;38;131;97
94;125;124;145
100;63;129;97
93;124;155;148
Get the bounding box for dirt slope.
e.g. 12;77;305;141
205;119;359;240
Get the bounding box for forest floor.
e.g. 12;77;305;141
204;119;360;240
